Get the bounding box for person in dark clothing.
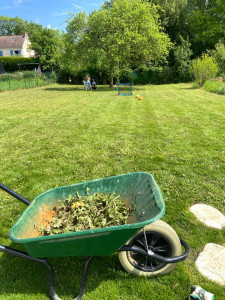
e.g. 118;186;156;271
91;78;97;90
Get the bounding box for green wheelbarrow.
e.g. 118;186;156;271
0;172;189;300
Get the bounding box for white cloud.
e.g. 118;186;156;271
90;3;100;7
72;4;84;10
53;11;69;17
14;0;23;6
46;24;51;29
13;0;32;7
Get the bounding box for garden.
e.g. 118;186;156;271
0;83;224;300
0;0;225;299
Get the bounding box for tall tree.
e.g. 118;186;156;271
0;16;27;36
146;0;188;42
65;0;172;86
61;12;89;75
147;0;225;56
27;23;62;70
189;0;225;55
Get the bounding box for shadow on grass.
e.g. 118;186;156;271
177;86;199;90
43;86;85;92
43;85;115;92
43;85;145;93
0;244;127;299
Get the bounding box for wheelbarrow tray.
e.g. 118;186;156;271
10;172;165;258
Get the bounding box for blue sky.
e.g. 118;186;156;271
0;0;105;31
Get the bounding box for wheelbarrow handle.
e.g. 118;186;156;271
0;244;61;300
0;183;31;206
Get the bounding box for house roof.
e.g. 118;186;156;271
0;34;27;49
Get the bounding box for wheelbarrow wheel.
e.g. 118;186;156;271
118;220;182;276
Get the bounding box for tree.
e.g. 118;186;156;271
189;0;225;55
174;36;193;81
0;16;27;36
61;12;89;75
27;23;62;70
65;0;172;86
145;1;225;57
147;0;188;43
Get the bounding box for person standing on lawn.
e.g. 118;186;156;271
86;75;91;90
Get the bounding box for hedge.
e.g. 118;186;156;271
58;66;189;85
0;57;39;72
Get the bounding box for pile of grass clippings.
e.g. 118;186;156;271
35;188;135;236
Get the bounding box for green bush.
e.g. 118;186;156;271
204;79;225;95
0;57;39;72
48;71;57;82
121;67;176;85
192;53;218;87
216;85;225;95
0;74;10;82
22;71;36;78
213;41;225;77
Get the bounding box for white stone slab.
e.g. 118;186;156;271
189;204;225;229
196;243;225;286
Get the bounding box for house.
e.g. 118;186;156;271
0;32;35;57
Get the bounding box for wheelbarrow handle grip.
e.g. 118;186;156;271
0;183;31;206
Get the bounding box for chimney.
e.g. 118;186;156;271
23;32;28;38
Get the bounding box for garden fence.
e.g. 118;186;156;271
0;72;56;92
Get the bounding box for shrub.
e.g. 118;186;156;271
204;79;225;95
126;66;176;85
48;71;57;82
192;53;218;87
0;57;39;72
0;74;10;82
21;71;36;78
216;85;225;95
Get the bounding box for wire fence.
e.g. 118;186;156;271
0;71;56;92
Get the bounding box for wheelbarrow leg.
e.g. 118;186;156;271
74;256;94;300
0;244;61;300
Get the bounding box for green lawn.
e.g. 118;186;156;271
0;83;224;300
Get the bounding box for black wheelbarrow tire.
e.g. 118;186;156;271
118;220;182;276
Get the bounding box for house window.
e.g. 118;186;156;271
0;51;3;56
10;50;21;56
14;50;21;56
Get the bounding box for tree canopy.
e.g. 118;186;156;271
63;0;172;86
0;16;27;36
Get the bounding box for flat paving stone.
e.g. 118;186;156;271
196;243;225;286
189;204;225;229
